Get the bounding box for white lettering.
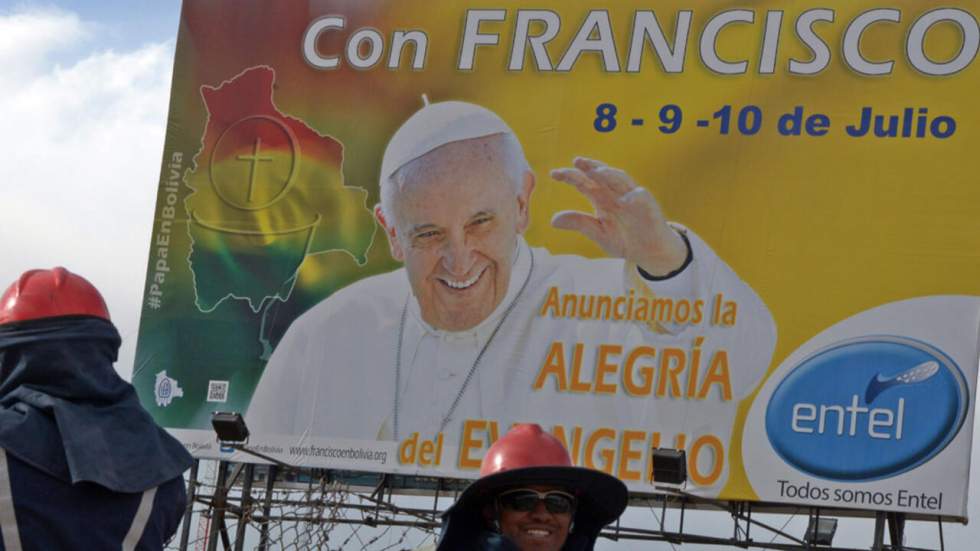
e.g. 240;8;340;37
509;10;560;71
896;398;905;440
792;403;816;433
458;10;506;70
789;9;834;75
907;8;980;76
303;16;345;69
346;28;385;69
626;11;692;73
700;9;754;74
759;11;784;74
388;31;428;70
791;395;905;439
843;9;901;75
868;408;894;439
819;404;845;435
557;11;620;72
846;394;870;436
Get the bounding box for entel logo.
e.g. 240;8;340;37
766;336;969;481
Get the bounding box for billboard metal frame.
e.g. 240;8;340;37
174;459;952;551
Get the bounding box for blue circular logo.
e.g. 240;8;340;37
766;336;968;481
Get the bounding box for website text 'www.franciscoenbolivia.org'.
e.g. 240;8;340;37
289;444;388;464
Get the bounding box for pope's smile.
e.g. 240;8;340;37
437;266;487;291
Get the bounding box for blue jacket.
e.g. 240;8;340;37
0;316;193;550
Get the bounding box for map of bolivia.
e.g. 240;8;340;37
184;66;375;313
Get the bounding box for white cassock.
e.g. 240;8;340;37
246;227;776;492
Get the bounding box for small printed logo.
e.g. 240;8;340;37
207;380;230;403
154;370;185;407
766;336;969;481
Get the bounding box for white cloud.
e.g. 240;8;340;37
0;6;88;85
0;7;174;381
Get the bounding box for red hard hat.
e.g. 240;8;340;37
0;267;110;325
451;423;628;529
480;423;573;477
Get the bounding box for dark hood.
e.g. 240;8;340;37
0;316;192;493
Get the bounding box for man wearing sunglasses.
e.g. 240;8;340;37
436;423;628;550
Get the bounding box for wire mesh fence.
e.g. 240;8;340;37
167;460;445;551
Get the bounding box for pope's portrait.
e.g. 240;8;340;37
246;101;776;488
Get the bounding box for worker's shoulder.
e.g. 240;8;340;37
290;268;408;328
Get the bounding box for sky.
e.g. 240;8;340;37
0;1;977;549
0;0;180;378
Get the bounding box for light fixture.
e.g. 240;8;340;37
650;448;687;485
804;517;837;546
210;411;291;468
212;411;250;444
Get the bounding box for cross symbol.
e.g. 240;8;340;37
236;137;274;203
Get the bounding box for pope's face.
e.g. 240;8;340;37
377;137;532;331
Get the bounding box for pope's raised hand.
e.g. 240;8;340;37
549;157;688;277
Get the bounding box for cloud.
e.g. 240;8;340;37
0;6;174;381
0;6;88;83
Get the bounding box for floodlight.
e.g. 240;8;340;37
804;517;838;546
650;448;686;485
210;411;292;468
212;411;250;443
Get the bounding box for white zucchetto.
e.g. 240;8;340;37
379;101;514;186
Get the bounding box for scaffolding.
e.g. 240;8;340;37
167;459;954;551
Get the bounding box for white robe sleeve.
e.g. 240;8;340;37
243;272;403;440
246;314;311;435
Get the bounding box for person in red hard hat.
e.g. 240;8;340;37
437;423;628;551
0;268;193;550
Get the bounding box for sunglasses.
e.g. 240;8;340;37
497;489;577;514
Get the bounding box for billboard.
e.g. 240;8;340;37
134;0;980;519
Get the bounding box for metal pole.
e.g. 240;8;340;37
206;461;231;551
431;478;441;522
803;508;811;551
732;503;738;541
258;465;277;551
679;498;685;538
178;459;199;551
746;503;752;543
887;512;905;551
233;463;255;551
811;507;821;550
872;511;886;551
